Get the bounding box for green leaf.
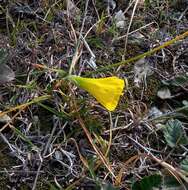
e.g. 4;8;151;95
144;0;151;7
46;182;59;190
163;119;188;148
0;48;8;65
37;103;70;120
49;184;59;190
181;157;188;173
13;127;38;151
132;174;162;190
162;74;188;87
163;175;183;188
86;37;104;49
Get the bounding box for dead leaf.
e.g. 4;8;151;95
134;58;153;87
157;88;171;99
0;111;11;123
114;10;126;29
66;0;80;18
104;0;116;10
0;64;15;84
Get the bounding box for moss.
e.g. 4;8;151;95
114;43;146;62
0;176;50;190
0;176;9;189
170;0;188;11
0;143;16;169
131;75;161;103
35;179;50;190
19;184;30;190
144;76;161;101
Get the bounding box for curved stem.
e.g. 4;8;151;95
84;30;188;76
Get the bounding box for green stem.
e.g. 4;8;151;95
0;95;51;117
40;31;188;78
84;30;188;76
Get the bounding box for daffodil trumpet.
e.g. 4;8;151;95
67;75;126;111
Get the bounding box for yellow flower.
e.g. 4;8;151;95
68;75;126;111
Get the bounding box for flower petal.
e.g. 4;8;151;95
68;75;126;111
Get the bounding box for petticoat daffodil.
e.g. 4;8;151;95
68;75;126;111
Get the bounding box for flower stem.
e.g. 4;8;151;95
84;30;188;76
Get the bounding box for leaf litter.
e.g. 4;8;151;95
0;1;188;189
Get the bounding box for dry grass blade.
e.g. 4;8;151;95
32;117;58;190
0;110;22;132
152;156;188;189
128;135;188;190
1;1;188;189
69;138;89;169
0;95;51;118
123;0;139;57
72;96;115;178
115;154;139;186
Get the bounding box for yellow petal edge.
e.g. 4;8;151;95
68;75;126;111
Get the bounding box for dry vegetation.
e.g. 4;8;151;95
0;0;188;189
